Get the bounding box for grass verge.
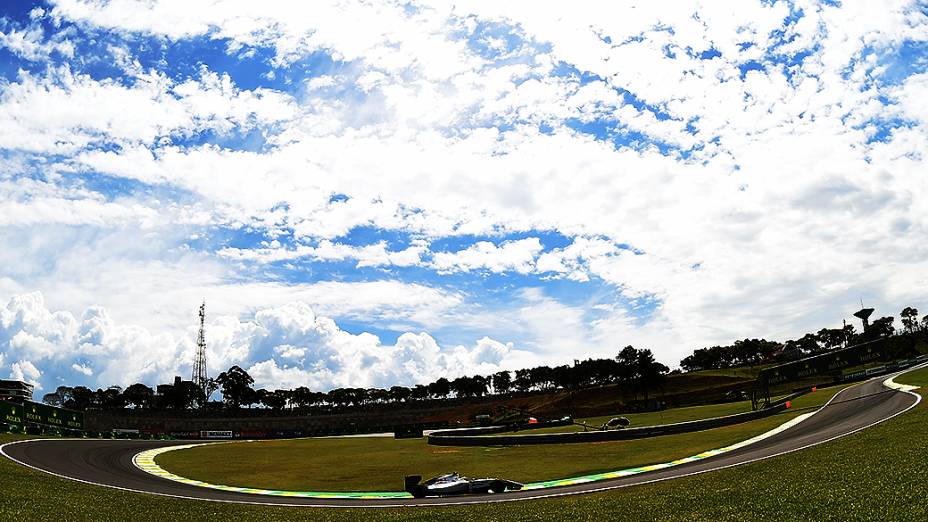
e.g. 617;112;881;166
895;365;928;388
155;385;848;492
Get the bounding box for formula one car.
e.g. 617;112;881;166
404;473;523;498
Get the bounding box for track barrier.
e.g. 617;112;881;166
428;390;810;446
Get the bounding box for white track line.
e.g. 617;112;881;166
1;364;924;508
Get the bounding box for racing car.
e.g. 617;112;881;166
404;473;523;498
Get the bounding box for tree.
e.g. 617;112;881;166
42;386;73;407
450;376;488;398
491;371;511;394
257;389;287;411
868;316;895;339
901;307;919;333
290;386;314;411
796;333;821;355
160;381;201;410
513;369;533;392
326;388;352;408
214;365;255;409
922;315;928;332
732;338;781;364
616;346;639;396
410;384;429;401
552;364;574;389
368;388;390;404
428;378;450;399
66;386;95;410
389;386;411;403
529;366;555;390
636;349;668;401
450;376;471;398
617;346;639;375
123;383;154;409
42;392;64;407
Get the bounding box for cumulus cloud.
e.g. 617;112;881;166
0;292;518;393
233;301;516;390
0;292;181;389
10;360;43;388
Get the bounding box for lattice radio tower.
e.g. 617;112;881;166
192;301;208;401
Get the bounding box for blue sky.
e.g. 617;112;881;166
1;1;927;395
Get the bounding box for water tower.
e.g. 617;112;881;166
853;307;874;331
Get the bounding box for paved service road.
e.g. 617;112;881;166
1;372;921;508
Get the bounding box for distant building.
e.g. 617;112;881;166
156;376;185;396
0;380;34;402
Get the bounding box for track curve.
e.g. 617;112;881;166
1;373;921;508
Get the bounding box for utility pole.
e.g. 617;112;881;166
192;301;208;406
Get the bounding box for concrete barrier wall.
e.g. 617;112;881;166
428;391;809;446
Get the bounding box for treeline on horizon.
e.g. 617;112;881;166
41;306;927;414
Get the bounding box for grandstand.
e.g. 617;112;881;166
0;380;33;402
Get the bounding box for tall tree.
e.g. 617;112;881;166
616;345;639;396
428;378;451;399
66;386;95;410
214;365;255;409
636;349;668;401
868;316;895;339
513;369;533;392
900;307;919;333
42;386;73;408
491;371;512;394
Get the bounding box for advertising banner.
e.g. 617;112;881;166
200;430;234;439
1;401;23;427
22;401;84;430
757;335;915;391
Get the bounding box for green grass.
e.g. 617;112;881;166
154;385;846;492
896;365;928;387
1;376;925;521
0;384;924;521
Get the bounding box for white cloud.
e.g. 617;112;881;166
0;65;295;156
432;238;544;274
1;0;926;378
10;360;43;389
71;362;93;376
0;291;519;392
218;239;428;269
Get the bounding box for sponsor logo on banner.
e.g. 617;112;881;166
25;404;42;423
3;404;22;425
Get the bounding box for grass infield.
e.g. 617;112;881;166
1;372;924;521
154;385;848;492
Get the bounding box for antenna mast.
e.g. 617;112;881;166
193;301;208;403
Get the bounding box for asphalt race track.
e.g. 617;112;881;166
1;373;922;508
